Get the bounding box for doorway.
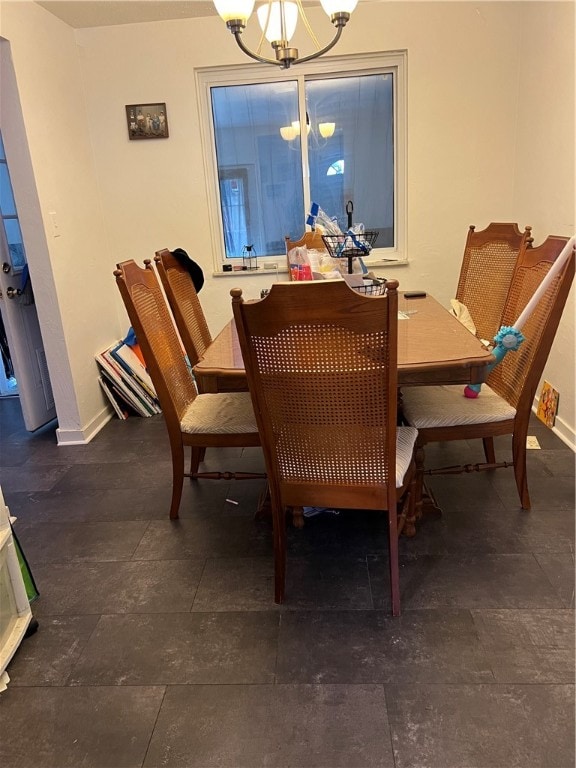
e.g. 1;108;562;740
0;128;55;430
0;309;18;396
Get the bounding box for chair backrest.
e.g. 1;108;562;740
231;279;400;512
456;222;532;342
154;248;212;367
285;231;328;253
114;259;198;434
285;231;327;278
488;235;575;412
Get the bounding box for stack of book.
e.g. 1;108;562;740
96;341;161;419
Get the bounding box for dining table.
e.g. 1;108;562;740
192;290;494;528
193;292;494;394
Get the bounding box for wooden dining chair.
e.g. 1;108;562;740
154;248;212;368
454;223;533;468
231;279;418;615
401;235;575;515
285;231;327;278
455;222;532;344
114;259;262;519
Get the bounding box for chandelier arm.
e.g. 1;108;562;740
295;0;322;49
255;0;272;57
291;24;344;65
232;31;285;67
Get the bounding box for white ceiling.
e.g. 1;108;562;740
35;0;330;29
36;1;219;28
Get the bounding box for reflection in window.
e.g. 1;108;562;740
327;160;344;176
200;53;405;263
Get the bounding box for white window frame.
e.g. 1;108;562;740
196;50;407;272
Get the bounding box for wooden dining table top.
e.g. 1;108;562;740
193;292;494;393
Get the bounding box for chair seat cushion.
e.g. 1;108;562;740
396;426;419;487
181;392;257;434
401;384;516;429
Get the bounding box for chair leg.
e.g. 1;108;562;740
402;470;418;537
291;506;305;529
388;504;401;617
413;443;426;521
170;442;185;520
189;447;203;476
483;437;496;464
512;430;531;510
273;504;287;604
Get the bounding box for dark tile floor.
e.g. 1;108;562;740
0;396;574;768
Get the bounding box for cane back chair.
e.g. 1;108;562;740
114;259;261;519
285;230;327;253
232;279;418;615
402;235;575;515
455;222;532;344
154;248;212;368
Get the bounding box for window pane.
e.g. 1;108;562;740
0;163;16;217
3;218;26;269
211;81;305;258
306;74;394;247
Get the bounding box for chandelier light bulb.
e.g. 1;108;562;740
319;0;358;17
257;1;298;43
214;0;255;23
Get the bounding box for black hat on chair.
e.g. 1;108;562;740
171;248;205;293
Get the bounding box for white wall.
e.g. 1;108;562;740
0;2;125;442
1;1;574;444
513;1;575;446
76;1;526;331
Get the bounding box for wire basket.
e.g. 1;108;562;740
352;277;386;296
321;230;379;260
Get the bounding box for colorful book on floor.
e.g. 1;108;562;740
101;344;158;414
95;345;161;417
97;356;150;416
98;375;128;420
108;340;157;402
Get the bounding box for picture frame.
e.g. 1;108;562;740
126;103;168;140
536;379;559;428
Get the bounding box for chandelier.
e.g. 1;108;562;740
213;0;358;69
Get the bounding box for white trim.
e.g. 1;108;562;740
196;50;408;272
56;405;113;445
532;399;576;452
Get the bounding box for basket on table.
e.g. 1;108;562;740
321;230;379;274
353;277;386;296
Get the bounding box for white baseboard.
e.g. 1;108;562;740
531;400;576;452
56;406;113;445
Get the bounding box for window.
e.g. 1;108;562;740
197;51;407;269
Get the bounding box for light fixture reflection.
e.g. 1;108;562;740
280;118;336;143
280;125;298;141
291;120;311;136
318;122;335;138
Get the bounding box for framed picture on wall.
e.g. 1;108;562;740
126;103;169;140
